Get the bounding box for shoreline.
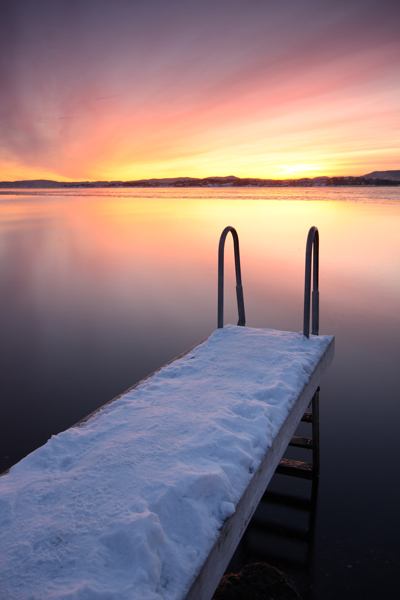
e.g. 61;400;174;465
1;172;400;190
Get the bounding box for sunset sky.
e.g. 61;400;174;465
1;0;399;182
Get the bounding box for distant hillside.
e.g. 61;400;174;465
1;172;399;188
0;179;63;188
363;170;400;181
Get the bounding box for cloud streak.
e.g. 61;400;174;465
1;0;399;180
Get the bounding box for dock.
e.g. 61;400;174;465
0;226;334;600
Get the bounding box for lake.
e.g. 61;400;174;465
1;186;399;599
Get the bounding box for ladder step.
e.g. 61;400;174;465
276;458;314;480
262;490;312;511
301;412;313;423
289;435;313;449
248;519;311;542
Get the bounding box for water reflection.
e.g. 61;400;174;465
228;474;320;600
0;187;399;599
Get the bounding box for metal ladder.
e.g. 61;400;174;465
277;226;320;479
218;225;322;594
217;225;321;478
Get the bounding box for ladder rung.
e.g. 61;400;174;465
248;518;311;541
276;458;314;480
301;412;313;423
259;521;311;542
289;435;313;449
262;490;312;511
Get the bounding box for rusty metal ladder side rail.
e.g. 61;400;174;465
217;226;246;329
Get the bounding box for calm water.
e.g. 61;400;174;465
1;187;399;598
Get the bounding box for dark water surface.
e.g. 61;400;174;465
1;187;399;598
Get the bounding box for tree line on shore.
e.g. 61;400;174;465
1;173;399;189
62;175;400;188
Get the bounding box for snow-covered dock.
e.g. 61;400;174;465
0;325;334;600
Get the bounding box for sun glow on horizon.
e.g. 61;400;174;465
1;1;399;183
276;164;324;178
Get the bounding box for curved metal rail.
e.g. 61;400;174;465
303;226;319;338
217;226;246;328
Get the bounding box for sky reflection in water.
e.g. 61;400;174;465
0;187;399;599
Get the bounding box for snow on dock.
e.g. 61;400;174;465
0;325;334;600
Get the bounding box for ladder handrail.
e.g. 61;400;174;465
303;226;319;338
218;226;246;328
